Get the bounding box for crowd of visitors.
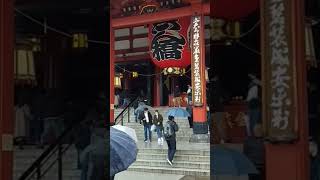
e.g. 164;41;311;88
14;87;108;180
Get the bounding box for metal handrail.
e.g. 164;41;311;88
18;118;81;180
114;96;139;125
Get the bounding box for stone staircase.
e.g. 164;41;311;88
115;106;210;177
13;145;80;180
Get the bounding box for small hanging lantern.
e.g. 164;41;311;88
210;18;241;41
14;46;37;86
29;37;41;52
72;33;88;48
205;67;209;83
132;71;139;78
114;76;122;89
163;67;186;76
305;19;317;68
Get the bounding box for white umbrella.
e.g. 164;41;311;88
112;125;138;143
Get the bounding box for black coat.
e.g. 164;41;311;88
138;111;153;126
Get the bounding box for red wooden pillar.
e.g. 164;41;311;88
190;1;209;143
0;0;14;179
261;0;309;179
153;68;161;107
110;19;115;125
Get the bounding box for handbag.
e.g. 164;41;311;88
151;124;156;132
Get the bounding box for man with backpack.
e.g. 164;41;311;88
163;115;179;166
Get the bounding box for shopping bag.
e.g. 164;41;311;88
151;124;156;132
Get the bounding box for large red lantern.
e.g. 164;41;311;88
212;0;259;20
148;16;191;69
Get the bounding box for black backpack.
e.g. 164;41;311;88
163;121;174;139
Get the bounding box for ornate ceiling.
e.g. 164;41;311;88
110;0;192;18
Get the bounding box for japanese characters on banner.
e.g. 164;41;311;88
262;0;298;142
149;17;191;68
191;16;203;107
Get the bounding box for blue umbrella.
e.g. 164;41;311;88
166;107;190;118
110;127;138;176
211;146;258;176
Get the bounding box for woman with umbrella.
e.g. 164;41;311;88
110;126;138;179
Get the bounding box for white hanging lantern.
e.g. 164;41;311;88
114;76;122;89
14;48;37;85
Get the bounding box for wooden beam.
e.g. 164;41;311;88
115;54;150;62
115;47;149;55
112;3;210;29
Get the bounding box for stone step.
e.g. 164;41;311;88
137;149;210;156
131;159;210;169
14;170;81;180
134;130;194;136
127;166;210;176
136;153;210;162
136;136;191;142
13;146;79;180
125;123;192;128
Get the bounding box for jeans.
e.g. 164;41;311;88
248;109;261;136
77;149;84;169
214;112;225;140
87;154;105;180
144;124;152;141
134;112;138;123
166;139;176;161
188;117;193;128
30;118;43;143
156;126;163;138
41;117;58;144
80;152;89;180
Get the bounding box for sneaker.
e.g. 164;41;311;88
167;159;173;166
144;140;148;143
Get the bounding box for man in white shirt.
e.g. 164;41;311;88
246;74;262;136
138;108;153;143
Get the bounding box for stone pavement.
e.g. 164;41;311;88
115;171;247;180
115;171;210;180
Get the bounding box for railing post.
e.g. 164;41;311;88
36;166;41;180
121;114;124;126
58;144;63;180
128;107;130;123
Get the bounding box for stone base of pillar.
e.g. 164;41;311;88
189;134;209;143
190;122;209;143
193;122;208;134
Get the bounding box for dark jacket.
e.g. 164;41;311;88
212;79;224;112
166;120;179;140
311;154;320;180
153;114;164;128
138;111;153;126
186;105;193;116
75;123;91;150
174;87;180;97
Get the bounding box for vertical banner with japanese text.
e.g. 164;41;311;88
262;0;298;142
191;16;204;107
